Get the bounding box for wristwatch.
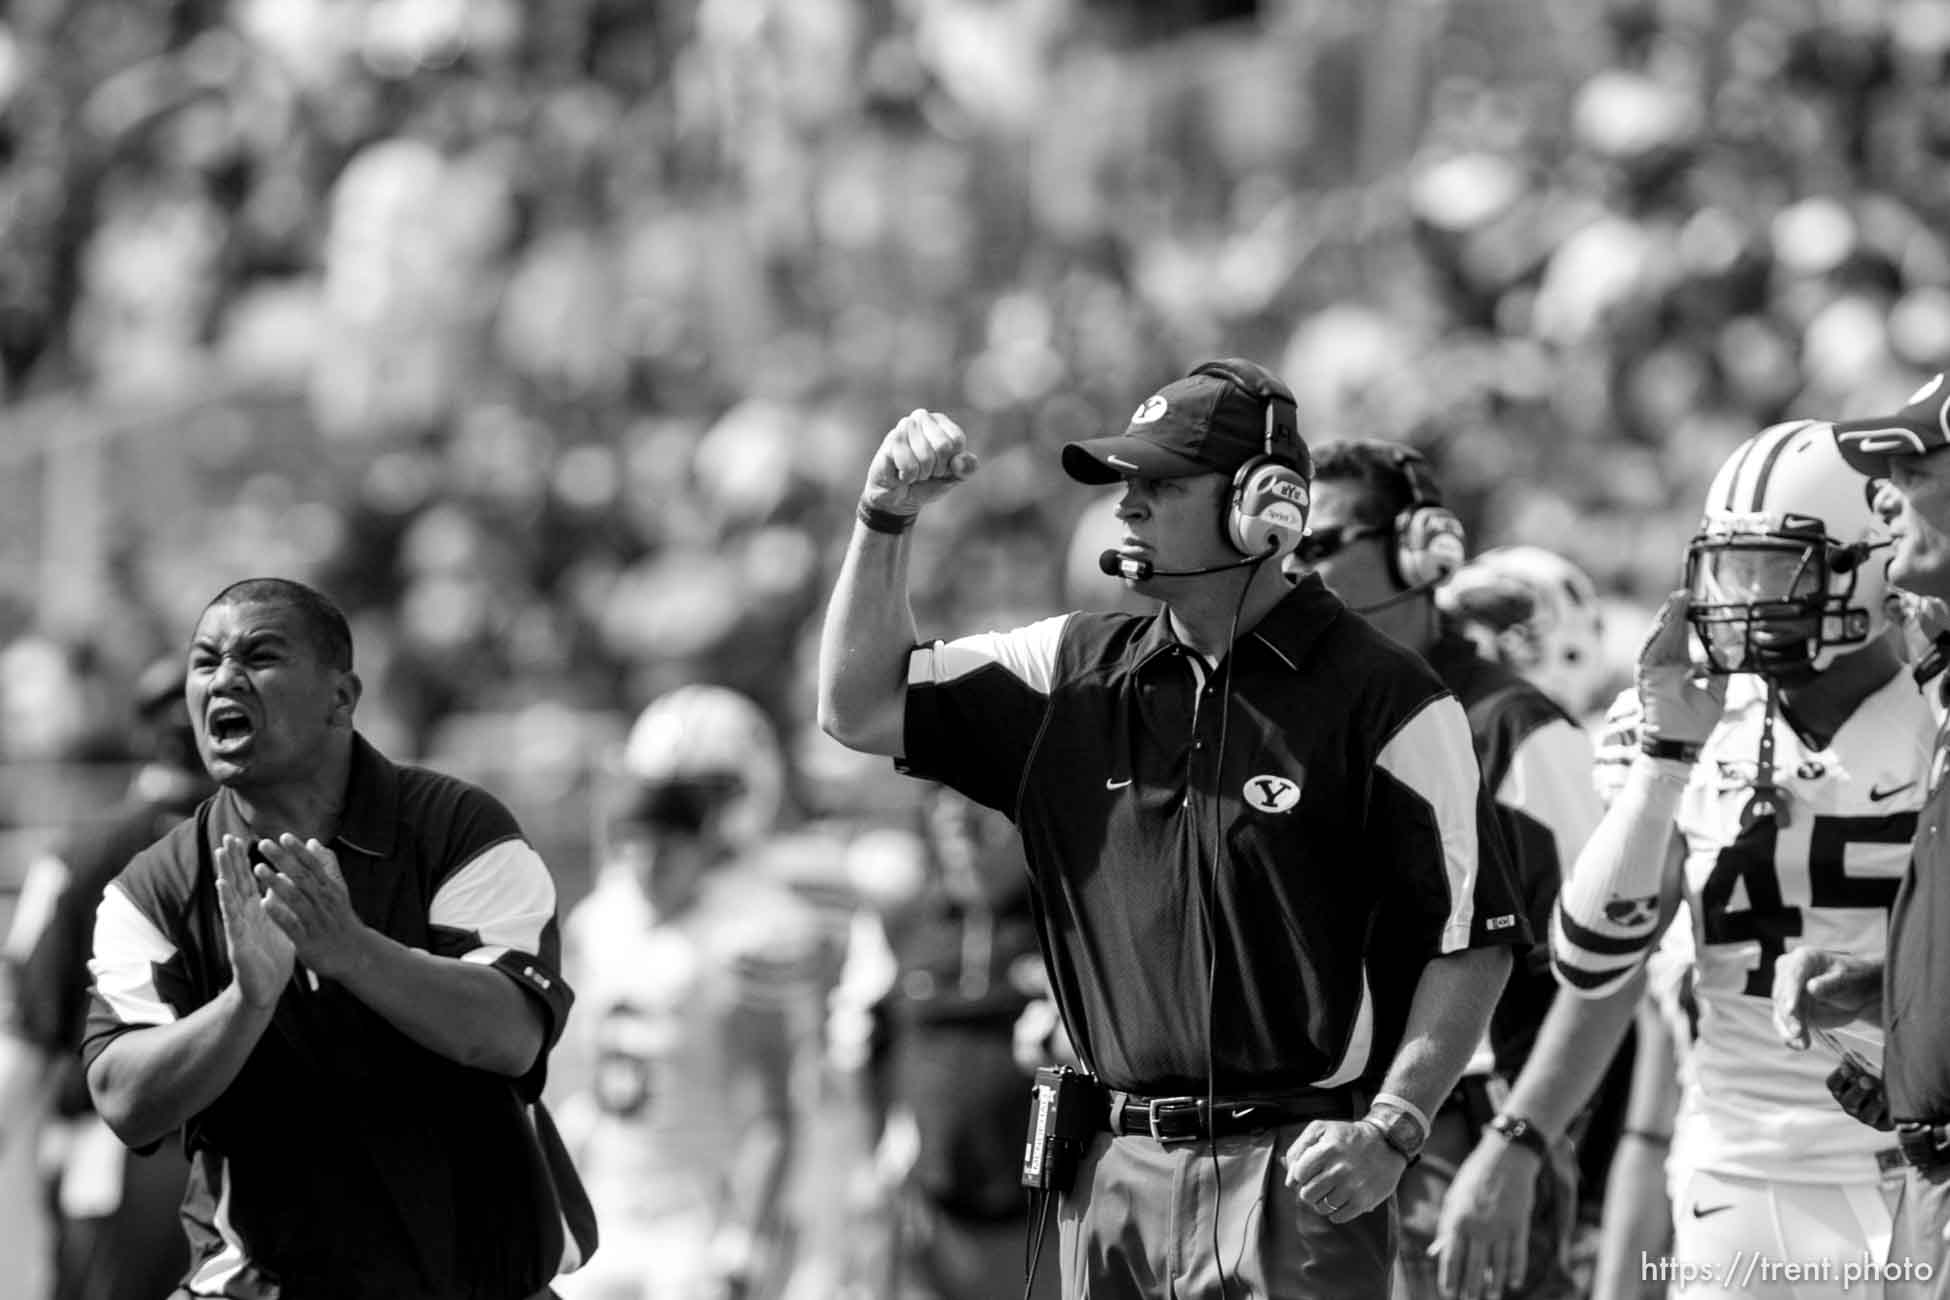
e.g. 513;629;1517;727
1361;1103;1427;1164
1487;1112;1552;1160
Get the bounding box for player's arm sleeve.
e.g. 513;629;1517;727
1550;755;1690;998
427;798;573;1063
1494;718;1605;971
1374;693;1532;953
899;614;1068;815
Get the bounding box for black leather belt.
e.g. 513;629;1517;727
1100;1088;1355;1143
1897;1121;1950;1170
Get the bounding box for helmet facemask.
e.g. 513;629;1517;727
1684;512;1870;681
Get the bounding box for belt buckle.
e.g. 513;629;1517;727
1147;1096;1205;1143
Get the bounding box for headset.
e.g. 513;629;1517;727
1381;446;1467;591
1188;359;1313;560
1185;354;1314;1300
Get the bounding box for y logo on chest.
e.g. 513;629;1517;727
1243;773;1303;814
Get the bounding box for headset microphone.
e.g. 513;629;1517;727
1352;579;1442;616
1098;549;1270;582
1828;538;1892;574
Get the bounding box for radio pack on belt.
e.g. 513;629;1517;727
1021;1066;1094;1195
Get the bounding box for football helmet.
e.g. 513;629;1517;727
621;684;786;846
1441;545;1608;715
1685;420;1891;679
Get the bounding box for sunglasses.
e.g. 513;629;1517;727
1293;523;1389;565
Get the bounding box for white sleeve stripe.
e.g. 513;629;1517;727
1376;696;1481;950
88;884;179;1027
430;840;556;953
906;614;1070;694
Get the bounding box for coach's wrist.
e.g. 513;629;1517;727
1362;1095;1429;1165
856;498;918;535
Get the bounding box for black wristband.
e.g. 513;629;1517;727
1487;1112;1552;1160
857;500;917;535
1639;735;1702;763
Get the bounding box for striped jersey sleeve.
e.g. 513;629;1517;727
900;614;1070;815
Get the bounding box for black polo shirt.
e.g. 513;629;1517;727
81;734;573;1300
1886;718;1950;1123
901;574;1529;1097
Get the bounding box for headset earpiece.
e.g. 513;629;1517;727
1388;449;1467;589
1228;457;1311;558
1189;359;1312;559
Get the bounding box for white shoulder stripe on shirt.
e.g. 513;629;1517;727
89;883;180;1027
429;839;557;954
1376;695;1482;951
908;614;1071;695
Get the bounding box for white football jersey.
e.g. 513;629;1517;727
559;863;825;1224
1667;671;1929;1183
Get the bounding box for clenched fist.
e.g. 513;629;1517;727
861;410;980;518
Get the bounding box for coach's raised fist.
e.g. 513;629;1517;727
861;409;980;517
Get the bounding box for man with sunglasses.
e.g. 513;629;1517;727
1296;440;1605;1300
817;358;1529;1299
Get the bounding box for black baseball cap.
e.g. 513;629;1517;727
1833;372;1950;478
1062;359;1304;485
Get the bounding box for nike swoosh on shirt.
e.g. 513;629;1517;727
1690;1203;1734;1219
1105;777;1132;790
1870;782;1917;802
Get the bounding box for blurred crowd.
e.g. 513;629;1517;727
7;0;1950;863
1;0;1949;1295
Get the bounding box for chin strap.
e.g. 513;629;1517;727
1742;682;1788;830
1915;633;1950;689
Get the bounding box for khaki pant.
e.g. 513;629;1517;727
1887;1165;1950;1300
1057;1123;1394;1299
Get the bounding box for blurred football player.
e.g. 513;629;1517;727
825;784;1057;1300
1440;420;1923;1300
554;686;824;1300
1440;545;1611;722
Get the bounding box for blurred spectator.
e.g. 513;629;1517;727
10;0;1950;945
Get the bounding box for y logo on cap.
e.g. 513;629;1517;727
1131;395;1168;424
1244;773;1302;813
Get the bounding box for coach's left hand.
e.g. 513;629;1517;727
255;834;368;980
1283;1119;1408;1225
